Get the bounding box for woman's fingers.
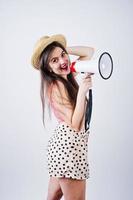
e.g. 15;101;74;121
84;72;94;79
84;75;92;80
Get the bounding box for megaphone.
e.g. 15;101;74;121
70;51;113;131
70;52;113;80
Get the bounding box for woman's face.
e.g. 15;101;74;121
48;47;71;79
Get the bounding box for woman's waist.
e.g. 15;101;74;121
55;121;90;135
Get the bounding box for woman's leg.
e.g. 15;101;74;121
47;177;63;200
58;177;86;200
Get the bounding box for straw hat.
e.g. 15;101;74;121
31;34;67;70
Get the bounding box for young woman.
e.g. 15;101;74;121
31;34;94;200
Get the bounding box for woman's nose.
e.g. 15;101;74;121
59;57;65;65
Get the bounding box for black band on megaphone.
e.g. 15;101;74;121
98;52;113;80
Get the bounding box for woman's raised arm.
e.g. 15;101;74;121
66;46;95;60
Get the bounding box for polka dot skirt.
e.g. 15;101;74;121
46;122;90;180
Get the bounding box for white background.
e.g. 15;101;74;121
0;0;133;199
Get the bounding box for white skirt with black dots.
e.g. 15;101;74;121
46;122;90;180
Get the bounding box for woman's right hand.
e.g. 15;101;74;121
78;73;93;96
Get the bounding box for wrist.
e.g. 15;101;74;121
77;89;86;98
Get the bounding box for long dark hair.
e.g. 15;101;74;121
39;41;79;127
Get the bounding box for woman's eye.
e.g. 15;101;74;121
52;59;58;63
62;52;66;57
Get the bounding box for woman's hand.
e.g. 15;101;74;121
78;73;94;96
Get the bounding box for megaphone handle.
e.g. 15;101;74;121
85;89;93;131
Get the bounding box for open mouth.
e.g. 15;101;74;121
60;64;68;71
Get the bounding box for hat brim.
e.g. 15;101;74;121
31;34;67;70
